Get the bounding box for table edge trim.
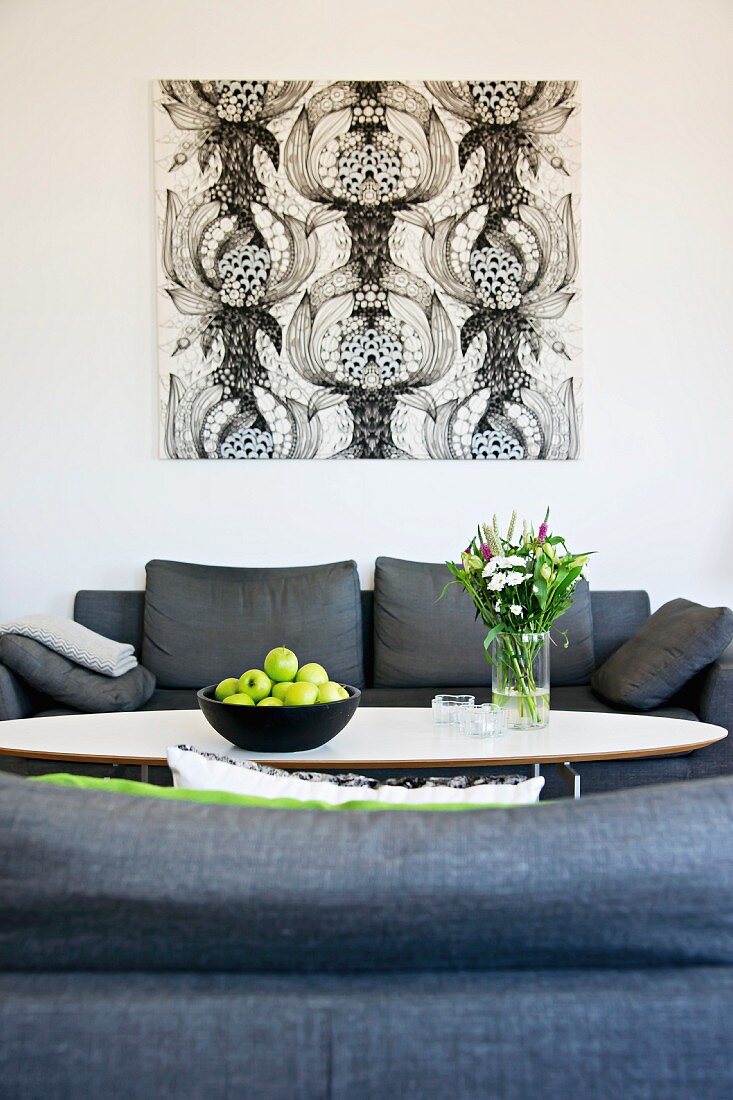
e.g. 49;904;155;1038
0;731;726;769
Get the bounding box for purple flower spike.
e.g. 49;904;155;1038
479;543;493;561
538;523;548;544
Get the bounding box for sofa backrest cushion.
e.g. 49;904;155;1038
75;591;146;657
549;579;595;686
373;557;490;687
373;557;594;688
73;586;651;690
589;590;651;667
141;560;364;690
3;770;733;974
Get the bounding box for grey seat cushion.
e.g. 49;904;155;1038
30;684;698;725
141;688;199;711
33;689;203;714
360;684;698;723
3;770;733;973
592;598;733;710
142;559;364;690
373;558;595;688
0;636;155;713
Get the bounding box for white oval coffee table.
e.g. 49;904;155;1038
0;708;726;798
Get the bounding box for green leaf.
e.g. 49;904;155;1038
553;566;583;599
554;564;569;586
483;623;503;651
437;577;459;602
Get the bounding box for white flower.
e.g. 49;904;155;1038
482;561;498;577
493;554;524;569
487;573;506;592
504;570;526;586
494;600;501;612
510;604;523;616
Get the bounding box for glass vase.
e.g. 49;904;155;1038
490;631;550;730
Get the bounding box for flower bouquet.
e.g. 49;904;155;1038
445;510;591;729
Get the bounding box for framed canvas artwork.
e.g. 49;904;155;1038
154;80;581;459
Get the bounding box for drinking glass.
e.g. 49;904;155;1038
432;694;475;727
457;702;508;739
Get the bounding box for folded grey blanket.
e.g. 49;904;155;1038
0;614;137;677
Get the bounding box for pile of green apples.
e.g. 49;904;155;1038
214;647;350;708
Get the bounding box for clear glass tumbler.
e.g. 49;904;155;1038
432;694;475;727
458;703;508;739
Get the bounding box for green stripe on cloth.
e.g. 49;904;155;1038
30;772;526;811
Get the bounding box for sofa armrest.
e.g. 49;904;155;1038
0;661;36;721
699;642;733;733
679;643;733;780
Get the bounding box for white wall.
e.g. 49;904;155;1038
1;0;732;618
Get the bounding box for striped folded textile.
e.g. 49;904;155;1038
0;614;137;677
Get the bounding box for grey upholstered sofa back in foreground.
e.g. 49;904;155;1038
2;769;733;1098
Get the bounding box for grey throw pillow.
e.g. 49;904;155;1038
592;598;733;710
0;635;155;713
373;557;594;688
142;559;364;689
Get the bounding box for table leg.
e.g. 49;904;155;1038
140;764;149;783
532;763;541;779
555;761;580;799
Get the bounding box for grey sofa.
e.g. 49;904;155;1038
1;557;731;795
2;768;733;1098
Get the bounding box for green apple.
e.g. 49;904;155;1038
337;686;349;700
264;647;299;683
271;681;294;702
223;692;256;706
295;662;328;687
284;681;319;706
317;681;345;704
237;669;272;703
214;677;240;702
257;696;284;707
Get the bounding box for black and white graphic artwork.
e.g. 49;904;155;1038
155;81;581;459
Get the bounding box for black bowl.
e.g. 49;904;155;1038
197;684;362;753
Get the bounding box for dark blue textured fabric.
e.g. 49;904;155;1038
2;770;733;974
2;970;732;1100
